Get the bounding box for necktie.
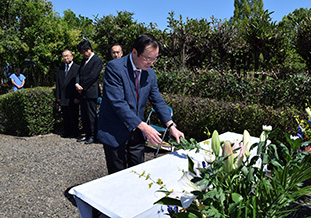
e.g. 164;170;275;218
65;64;69;77
134;70;140;100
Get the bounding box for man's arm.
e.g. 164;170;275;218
20;79;25;88
79;56;102;92
11;78;19;88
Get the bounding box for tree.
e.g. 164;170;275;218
63;9;95;40
279;8;311;75
233;0;264;22
296;17;311;72
160;12;213;71
0;0;82;87
93;11;148;63
240;10;287;74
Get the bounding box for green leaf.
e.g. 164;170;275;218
232;193;243;203
187;155;195;174
154;197;182;207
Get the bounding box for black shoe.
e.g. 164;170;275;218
77;136;87;142
61;134;71;138
85;136;94;144
71;134;79;139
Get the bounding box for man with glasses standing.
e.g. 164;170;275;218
97;33;184;174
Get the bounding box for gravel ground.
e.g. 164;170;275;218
0;133;164;218
0;133;310;218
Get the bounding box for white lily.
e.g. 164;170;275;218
243;130;251;156
260;125;272;142
166;171;201;208
232;141;247;169
306;107;311;118
211;130;221;156
262;125;272;132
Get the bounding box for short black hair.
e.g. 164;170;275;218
78;40;92;52
109;43;123;53
15;68;21;73
132;33;159;57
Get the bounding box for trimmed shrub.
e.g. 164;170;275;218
148;94;302;142
157;69;311;110
0;87;60;136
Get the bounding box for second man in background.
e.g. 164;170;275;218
75;40;103;144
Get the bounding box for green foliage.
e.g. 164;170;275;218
0;0;84;88
1;2;311;90
157;69;311;110
155;133;311;217
296;18;311;72
0;87;59;136
158;94;300;142
233;0;264;22
93;11;148;63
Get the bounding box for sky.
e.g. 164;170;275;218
51;0;311;30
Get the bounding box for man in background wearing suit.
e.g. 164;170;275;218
75;40;103;144
109;43;123;60
56;50;80;138
97;33;184;174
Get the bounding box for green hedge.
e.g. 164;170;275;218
157;95;302;142
0;87;303;142
157;69;311;110
0;87;60;136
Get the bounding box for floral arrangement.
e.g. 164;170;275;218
154;127;311;217
295;106;311;152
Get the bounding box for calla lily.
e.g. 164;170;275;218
211;130;221;156
223;140;233;173
243;130;251;156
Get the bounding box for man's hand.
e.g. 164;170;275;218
74;98;80;104
75;84;83;94
166;121;184;143
137;122;162;145
169;126;184;143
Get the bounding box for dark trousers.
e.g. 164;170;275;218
103;129;145;174
80;98;97;138
61;103;79;137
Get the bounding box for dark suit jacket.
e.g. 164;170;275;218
97;54;172;147
76;53;102;99
56;62;80;106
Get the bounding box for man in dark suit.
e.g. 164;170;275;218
97;33;184;174
56;49;80;138
75;40;103;144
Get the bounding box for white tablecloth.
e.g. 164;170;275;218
69;132;261;218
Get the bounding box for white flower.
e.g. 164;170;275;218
178;171;200;193
202;150;215;163
262;125;272;132
243;130;251;156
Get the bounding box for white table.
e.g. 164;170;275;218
69;132;261;218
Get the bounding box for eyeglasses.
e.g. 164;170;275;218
140;54;159;63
